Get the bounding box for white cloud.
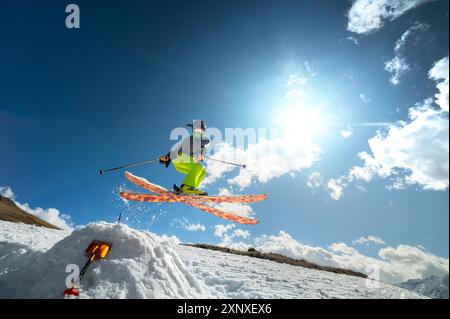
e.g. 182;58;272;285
1;186;73;230
359;93;370;103
347;0;432;34
334;57;449;198
353;235;386;245
284;71;309;99
185;223;206;232
384;56;410;86
349;151;385;183
329;242;360;255
429;57;449;112
212;201;255;218
384;23;429;86
160;234;182;245
354;99;448;190
255;231;339;267
327;178;344;200
222;230;449;284
232;229;251;239
172;217;205;232
377;244;449;283
344;36;360;45
340;127;353;138
307;171;323;189
394;22;429;53
202;143;239;186
286;74;308;86
205;137;321;190
214;223;251;246
15;202;72;231
214;224;235;237
219;241;252;251
330;242;449;284
0;186;15;200
211;188;255;218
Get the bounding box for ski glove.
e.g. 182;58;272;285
159;153;171;168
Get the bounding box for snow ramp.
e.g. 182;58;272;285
0;222;206;298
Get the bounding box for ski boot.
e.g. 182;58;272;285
180;184;208;196
172;184;182;195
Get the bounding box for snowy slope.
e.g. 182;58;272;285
176;245;426;299
0;220;70;251
0;221;70;278
396;274;449;299
0;221;427;299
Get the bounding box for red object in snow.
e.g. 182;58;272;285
63;287;80;297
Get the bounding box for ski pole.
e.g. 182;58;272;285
99;158;159;175
205;157;246;169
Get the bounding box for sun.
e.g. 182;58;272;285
274;103;327;139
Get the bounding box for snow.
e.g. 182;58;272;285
0;221;427;299
0;221;70;252
177;245;427;299
0;221;206;298
396;274;449;299
0;221;71;279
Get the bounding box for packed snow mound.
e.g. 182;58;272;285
0;222;206;298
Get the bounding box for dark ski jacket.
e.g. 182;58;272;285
170;134;210;161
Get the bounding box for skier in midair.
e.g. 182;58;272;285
159;120;210;195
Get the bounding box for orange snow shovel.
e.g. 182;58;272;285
64;240;112;297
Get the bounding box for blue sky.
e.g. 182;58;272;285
0;1;448;283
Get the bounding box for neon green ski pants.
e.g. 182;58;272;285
172;153;206;188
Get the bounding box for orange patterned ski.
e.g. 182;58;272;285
123;171;262;225
187;201;259;225
119;191;267;204
125;171;174;196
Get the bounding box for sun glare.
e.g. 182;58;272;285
275;104;327;139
